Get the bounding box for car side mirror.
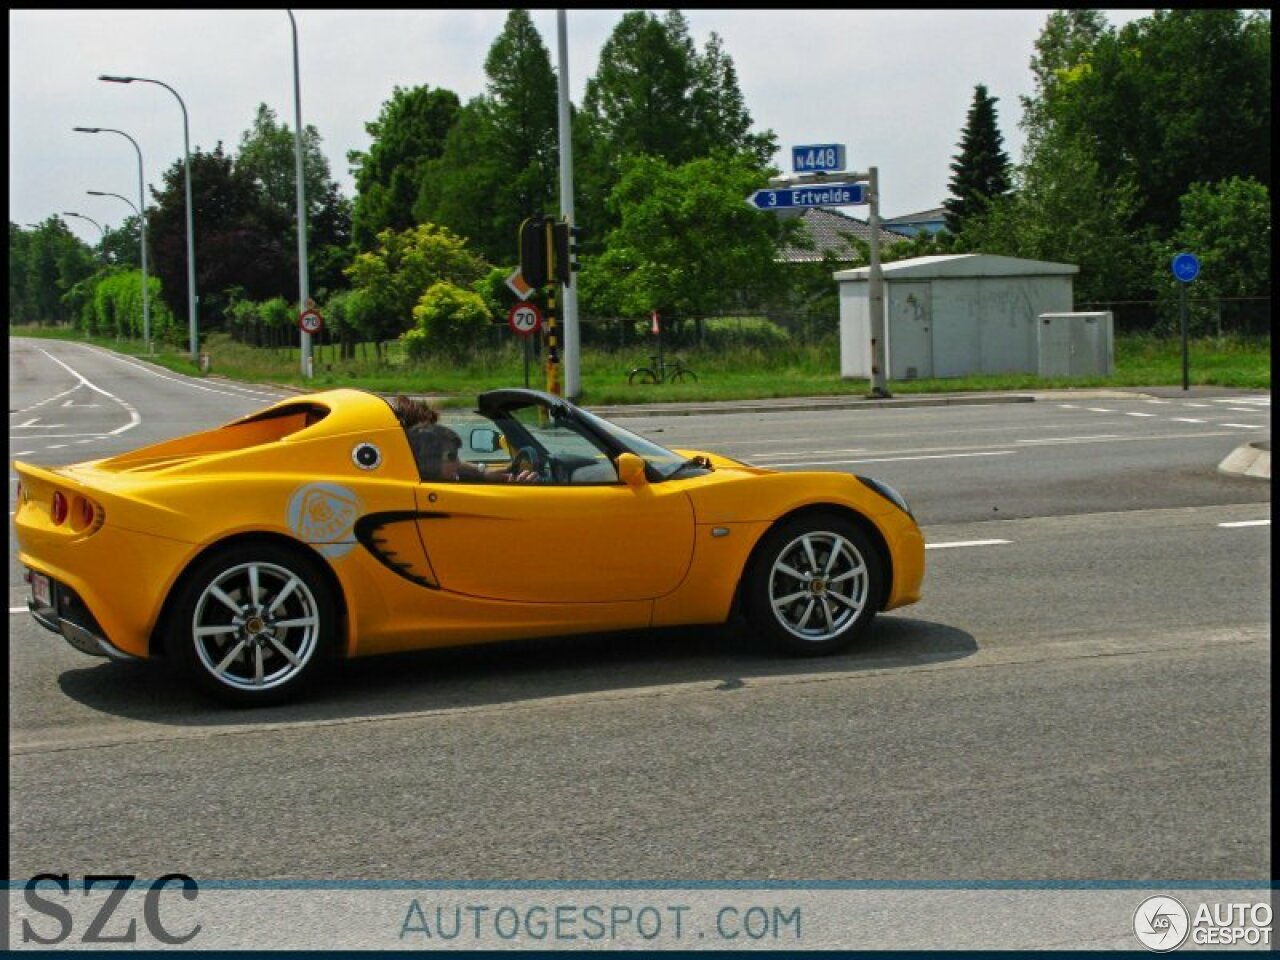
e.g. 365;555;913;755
617;452;648;487
469;427;503;454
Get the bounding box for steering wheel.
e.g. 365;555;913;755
511;445;567;483
512;445;547;480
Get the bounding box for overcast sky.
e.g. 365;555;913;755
10;9;1151;245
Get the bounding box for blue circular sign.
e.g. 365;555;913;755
1171;252;1200;283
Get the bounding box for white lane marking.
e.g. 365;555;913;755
1169;417;1206;424
12;419;66;429
926;539;1012;550
1144;399;1171;404
1086;407;1115;413
1219;519;1270;528
1057;404;1080;409
37;349;141;437
10;607;28;614
1226;407;1264;413
1015;435;1121;444
1221;423;1263;430
13;451;34;456
1184;402;1211;408
1125;412;1157;418
1212;397;1270;406
61;399;98;408
770;451;1015;467
80;343;286;400
746;447;867;460
11;382;85;414
45;444;67;450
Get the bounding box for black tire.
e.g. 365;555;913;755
744;513;882;656
168;542;337;706
670;368;697;384
628;367;658;385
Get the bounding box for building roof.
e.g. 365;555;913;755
833;253;1079;280
882;207;947;226
774;207;904;264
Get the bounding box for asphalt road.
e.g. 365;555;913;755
7;337;1271;889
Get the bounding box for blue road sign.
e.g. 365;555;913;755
747;182;867;210
1171;252;1201;283
792;143;846;173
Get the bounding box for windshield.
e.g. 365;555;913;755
575;408;692;480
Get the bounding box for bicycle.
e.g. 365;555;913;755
626;354;698;385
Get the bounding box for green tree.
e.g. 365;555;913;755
344;222;489;346
576;11;776;248
1019;10;1270;238
1020;9;1109;156
148;143;293;325
235;103;353;295
943;84;1012;235
578;152;786;326
8;219;96;325
957;133;1144;303
416;11;558;264
99;217;142;269
348;85;461;250
1154;177;1271;334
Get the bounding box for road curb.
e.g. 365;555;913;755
1218;441;1271;480
587;393;1037;419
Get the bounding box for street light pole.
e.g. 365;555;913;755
74;126;150;351
101;75;198;361
287;10;312;378
86;190;140;271
556;9;580;401
62;211;108;265
62;211;107;243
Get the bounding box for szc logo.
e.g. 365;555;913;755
1133;895;1189;952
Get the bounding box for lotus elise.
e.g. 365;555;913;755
14;388;924;705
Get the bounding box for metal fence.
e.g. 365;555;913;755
1077;296;1271;338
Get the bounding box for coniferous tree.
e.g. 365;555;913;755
415;10;558;264
347;85;460;250
943;84;1012;235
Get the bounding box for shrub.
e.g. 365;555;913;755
406;281;492;360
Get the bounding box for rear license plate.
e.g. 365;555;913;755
31;572;51;608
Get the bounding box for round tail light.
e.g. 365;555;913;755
51;491;68;526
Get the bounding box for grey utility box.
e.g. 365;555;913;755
834;254;1078;379
1037;311;1114;377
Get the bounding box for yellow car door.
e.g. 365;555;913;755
413;480;695;603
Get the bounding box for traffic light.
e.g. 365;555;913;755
551;220;583;286
519;216;553;288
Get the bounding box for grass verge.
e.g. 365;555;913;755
9;326;1270;404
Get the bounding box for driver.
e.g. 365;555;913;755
405;419;538;484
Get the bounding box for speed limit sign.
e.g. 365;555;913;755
507;301;543;337
298;309;324;334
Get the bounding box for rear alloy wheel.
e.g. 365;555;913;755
746;514;882;656
171;544;335;706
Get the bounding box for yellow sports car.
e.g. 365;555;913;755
14;388;924;706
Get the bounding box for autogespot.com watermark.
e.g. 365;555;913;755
399;900;801;944
1133;895;1273;951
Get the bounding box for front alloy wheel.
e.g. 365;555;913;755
172;544;335;705
747;515;881;655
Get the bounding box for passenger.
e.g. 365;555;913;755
392;395;536;483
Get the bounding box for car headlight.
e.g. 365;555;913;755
857;476;914;520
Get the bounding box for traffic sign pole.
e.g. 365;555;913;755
1180;283;1189;391
1171;253;1200;392
867;166;890;398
